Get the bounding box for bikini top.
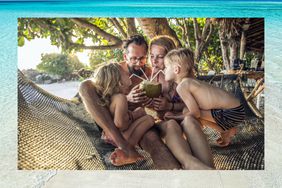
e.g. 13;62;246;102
156;73;181;103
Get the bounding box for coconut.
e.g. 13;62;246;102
140;80;162;98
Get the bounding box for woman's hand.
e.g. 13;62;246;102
152;97;171;111
142;98;153;108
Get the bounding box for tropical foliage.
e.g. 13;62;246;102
18;18;252;73
37;53;85;77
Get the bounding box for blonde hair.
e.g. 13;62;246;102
93;63;122;106
165;48;195;76
149;35;177;54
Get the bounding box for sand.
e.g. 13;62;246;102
37;81;80;100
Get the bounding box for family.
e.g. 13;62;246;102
79;35;245;169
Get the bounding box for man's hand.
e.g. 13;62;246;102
127;84;148;103
153;97;170;111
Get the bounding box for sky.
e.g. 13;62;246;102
18;38;90;70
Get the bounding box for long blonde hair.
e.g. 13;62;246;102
93;63;122;106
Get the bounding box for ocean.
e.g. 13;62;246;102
0;1;282;187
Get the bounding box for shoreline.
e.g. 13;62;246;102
37;81;81;100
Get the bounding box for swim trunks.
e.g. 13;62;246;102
211;104;245;130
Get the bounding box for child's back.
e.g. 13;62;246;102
177;77;240;111
164;48;245;147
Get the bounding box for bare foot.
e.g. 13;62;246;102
110;148;144;166
183;157;213;170
101;131;117;147
215;127;237;147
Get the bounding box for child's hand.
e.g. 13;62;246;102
153;97;170;111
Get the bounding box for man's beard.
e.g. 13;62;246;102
128;65;146;77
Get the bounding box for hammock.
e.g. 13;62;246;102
18;71;264;170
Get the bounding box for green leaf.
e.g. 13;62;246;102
18;36;25;46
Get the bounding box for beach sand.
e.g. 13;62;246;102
38;81;81;100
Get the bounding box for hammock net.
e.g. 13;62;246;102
18;71;264;170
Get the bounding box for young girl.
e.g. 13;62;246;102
93;63;155;166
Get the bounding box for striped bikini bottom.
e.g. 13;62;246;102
211;104;245;131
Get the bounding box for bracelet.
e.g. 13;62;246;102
170;102;174;111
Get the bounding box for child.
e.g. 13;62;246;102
164;48;246;147
93;63;155;166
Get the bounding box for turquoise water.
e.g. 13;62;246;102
0;0;282;170
0;1;281;187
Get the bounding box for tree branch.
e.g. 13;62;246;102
205;20;213;43
109;18;127;39
175;18;187;46
201;18;211;40
70;18;122;46
118;18;127;29
70;43;122;50
193;18;201;41
184;18;191;48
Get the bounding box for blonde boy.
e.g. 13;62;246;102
164;48;245;147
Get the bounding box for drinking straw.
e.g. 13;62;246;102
140;68;149;81
151;70;165;81
129;73;146;81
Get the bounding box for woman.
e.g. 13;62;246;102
149;35;185;118
148;35;214;169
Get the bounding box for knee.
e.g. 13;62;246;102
144;115;155;126
165;120;182;133
181;115;199;131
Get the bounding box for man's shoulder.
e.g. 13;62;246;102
118;61;129;72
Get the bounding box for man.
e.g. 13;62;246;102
79;35;180;169
119;35;152;110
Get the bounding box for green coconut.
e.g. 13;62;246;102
140;81;162;98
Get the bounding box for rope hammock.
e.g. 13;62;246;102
18;70;264;170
